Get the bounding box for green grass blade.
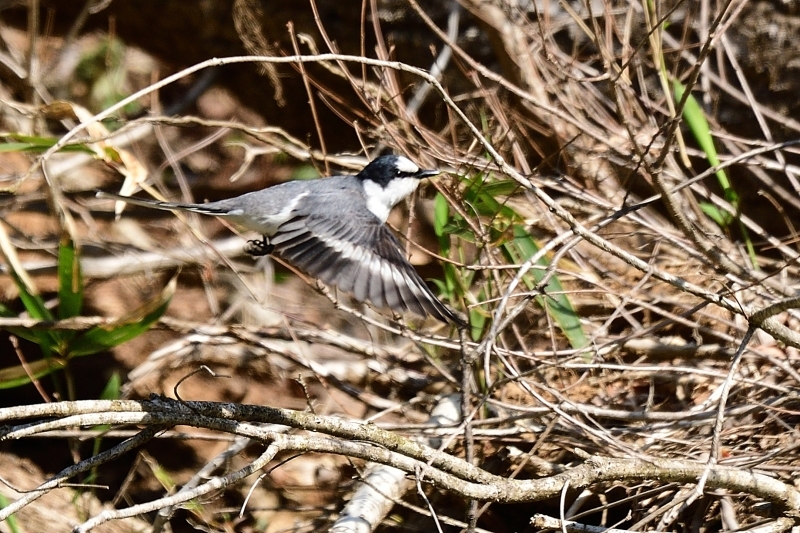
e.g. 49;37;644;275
100;371;122;400
0;493;22;533
0;244;52;322
673;81;730;190
5;269;52;322
433;194;460;299
0;133;95;154
0;326;49;345
433;193;451;240
0;305;40;343
0;357;67;389
0;229;57;352
501;225;588;350
468;290;489;341
675;80;757;267
57;233;83;320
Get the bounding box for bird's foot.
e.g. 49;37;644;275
245;236;274;256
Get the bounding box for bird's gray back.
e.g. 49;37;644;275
211;175;367;235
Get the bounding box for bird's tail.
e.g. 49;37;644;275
95;191;229;215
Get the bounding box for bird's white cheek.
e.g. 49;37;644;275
363;178;420;223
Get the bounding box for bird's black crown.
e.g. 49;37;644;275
356;155;436;187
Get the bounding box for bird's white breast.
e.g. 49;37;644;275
362;178;420;223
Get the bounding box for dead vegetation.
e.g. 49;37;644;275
2;1;800;532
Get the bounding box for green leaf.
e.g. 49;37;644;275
433;193;450;238
437;171;587;348
0;357;66;389
65;275;176;356
478;180;520;197
441;221;476;242
90;374;123;471
0;222;49;321
501;225;588;350
7;269;52;322
99;372;122;400
699;202;733;227
0;133;95;154
675;81;758;268
468;302;488;342
1;326;49;345
461;175;517;221
0;493;21;533
57;233;83;319
0;248;57;352
0;300;52;344
1;267;51;348
674;81;730;189
433;193;461;301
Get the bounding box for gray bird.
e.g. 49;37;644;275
97;155;464;325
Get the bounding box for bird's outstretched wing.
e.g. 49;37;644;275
270;213;464;325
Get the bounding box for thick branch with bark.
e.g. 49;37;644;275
1;399;799;528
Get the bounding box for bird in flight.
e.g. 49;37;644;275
98;155;465;326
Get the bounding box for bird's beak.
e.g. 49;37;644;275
416;169;440;179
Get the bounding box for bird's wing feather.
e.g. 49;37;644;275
270;212;463;324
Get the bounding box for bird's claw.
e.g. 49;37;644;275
246;236;274;256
